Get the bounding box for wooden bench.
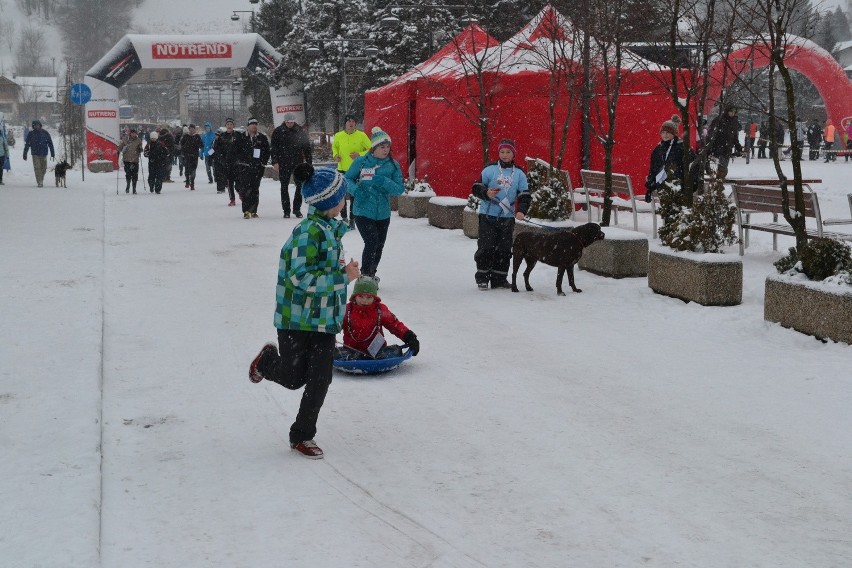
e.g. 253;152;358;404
574;169;657;236
823;193;852;227
731;184;852;255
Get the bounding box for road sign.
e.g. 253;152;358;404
69;83;92;105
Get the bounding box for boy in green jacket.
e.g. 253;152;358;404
249;164;361;459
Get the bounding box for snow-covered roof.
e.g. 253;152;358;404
381;24;499;88
11;76;59;102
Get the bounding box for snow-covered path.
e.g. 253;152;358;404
1;160;850;567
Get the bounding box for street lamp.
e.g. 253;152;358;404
231;10;256;31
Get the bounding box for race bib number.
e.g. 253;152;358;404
360;167;376;181
253;148;261;159
367;333;385;358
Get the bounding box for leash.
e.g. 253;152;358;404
519;218;566;231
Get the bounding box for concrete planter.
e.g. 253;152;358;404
579;227;648;278
89;160;114;173
463;208;479;239
764;276;852;344
648;247;742;306
397;192;433;219
428;196;467;229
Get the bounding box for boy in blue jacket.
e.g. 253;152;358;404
249;164;361;459
200;121;216;184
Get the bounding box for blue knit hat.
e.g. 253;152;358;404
294;164;348;212
370;126;391;148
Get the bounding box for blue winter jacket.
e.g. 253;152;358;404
200;122;216;159
23;128;55;159
476;161;529;218
345;153;405;221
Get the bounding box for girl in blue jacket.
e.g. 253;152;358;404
471;139;530;290
345;127;405;280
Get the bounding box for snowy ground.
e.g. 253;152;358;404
1;155;850;567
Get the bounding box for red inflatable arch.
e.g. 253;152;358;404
705;36;852;124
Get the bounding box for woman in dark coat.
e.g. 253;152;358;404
645;115;691;202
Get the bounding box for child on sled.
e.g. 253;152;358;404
336;276;420;360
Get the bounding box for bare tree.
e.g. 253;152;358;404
738;0;813;253
416;27;504;167
13;23;52;76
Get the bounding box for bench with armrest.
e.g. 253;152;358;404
822;193;852;226
730;184;852;255
574;169;657;236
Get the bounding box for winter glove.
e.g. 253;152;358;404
471;182;487;200
644;175;655;191
644;190;654;203
402;330;419;356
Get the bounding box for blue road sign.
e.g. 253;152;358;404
69;83;92;105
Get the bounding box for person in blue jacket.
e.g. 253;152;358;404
200;121;216;185
344;126;405;280
471;139;530;290
22;120;55;187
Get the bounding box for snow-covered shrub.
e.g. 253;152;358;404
657;163;737;253
525;158;571;221
774;238;852;282
404;175;433;193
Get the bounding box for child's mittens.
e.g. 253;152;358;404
402;330;419;356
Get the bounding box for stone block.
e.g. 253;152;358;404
764;277;852;344
397;193;432;218
428;197;467;229
89;160;114;173
463;208;479;239
648;249;742;306
264;165;279;181
579;228;648;278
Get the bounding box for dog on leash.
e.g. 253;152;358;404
54;161;72;188
511;222;605;296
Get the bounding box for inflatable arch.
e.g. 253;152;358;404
84;34;299;169
705;35;852;124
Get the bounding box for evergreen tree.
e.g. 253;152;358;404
58;0;133;71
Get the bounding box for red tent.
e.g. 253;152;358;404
365;5;683;199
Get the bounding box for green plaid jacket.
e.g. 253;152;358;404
274;211;350;333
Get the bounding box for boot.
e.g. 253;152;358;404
125;180;130;193
132;181;137;194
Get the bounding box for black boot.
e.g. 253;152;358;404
126;180;130;193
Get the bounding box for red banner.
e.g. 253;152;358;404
151;43;232;59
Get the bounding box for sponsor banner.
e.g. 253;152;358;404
86;36;142;88
130;34;258;68
270;82;306;127
84;77;120;167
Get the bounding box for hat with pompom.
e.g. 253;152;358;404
660;115;681;136
351;275;380;299
370;126;391;148
294;163;349;212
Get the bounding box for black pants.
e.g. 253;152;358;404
354;216;390;277
223;164;237;199
475;215;515;285
824;141;835;161
257;329;335;444
205;155;214;182
148;161;165;193
123;161;139;189
757;141;767;158
278;163;303;215
239;165;263;214
809;145;820;160
184;155;199;186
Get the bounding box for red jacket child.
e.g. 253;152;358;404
342;277;419;357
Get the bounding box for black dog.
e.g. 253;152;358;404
511;222;605;296
54;161;72;188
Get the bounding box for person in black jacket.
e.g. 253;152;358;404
270;113;313;218
707;105;742;178
806;118;823;161
180;124;203;190
234;117;270;219
645;115;696;202
143;131;170;194
217;118;240;205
